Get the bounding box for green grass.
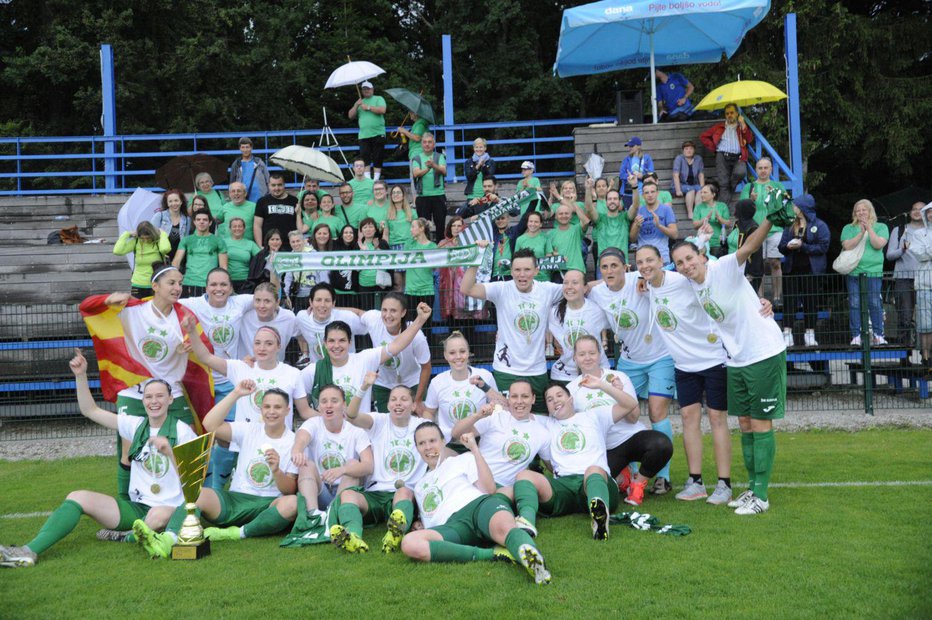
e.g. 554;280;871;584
1;429;930;619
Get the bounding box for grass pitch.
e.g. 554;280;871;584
1;429;929;619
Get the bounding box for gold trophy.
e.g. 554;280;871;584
171;432;214;560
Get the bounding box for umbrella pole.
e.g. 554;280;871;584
650;34;658;124
347;55;362;100
391;111;411;138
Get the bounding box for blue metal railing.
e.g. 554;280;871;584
742;112;802;196
0;117;615;196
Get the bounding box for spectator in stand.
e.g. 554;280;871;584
910;203;932;366
218;182;256;241
189;195;213;234
412;133;447;242
282;231;316;313
640;172;673;208
672;140;705;219
778;194;830;348
314;193;348;238
727;199;764;291
396;111;428;182
464;138;495;204
618;137;654;208
150;188;190;262
700;104;753;207
585;179;638;269
224;217;261;293
113;221;171;298
742;157;786;306
692;182;731;252
459;177;501;220
296;191;319;236
356;217;391;309
338;182;365;229
516;161;543;216
655;69;696;122
348;80;387;180
404;218;438;322
386;186;415;291
438;216;470;322
349;158;375;211
296;177;327;206
886;202;926;346
253;173;298;244
549;203;590;278
366;180;390;231
630;176;678;265
515;212;553;282
173;209;228;297
331;225;359;300
247;229;283;292
229;137;269;204
194;172;225;221
840;199;889;346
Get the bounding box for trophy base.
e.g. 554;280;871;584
171;540;211;560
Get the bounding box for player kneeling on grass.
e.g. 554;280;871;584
512;378;639;541
0;349;196;568
330;374;427;554
133;379;300;557
400;423;551;585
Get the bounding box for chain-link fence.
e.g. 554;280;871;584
1;271;928;441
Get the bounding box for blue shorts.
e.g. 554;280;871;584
675;364;728;411
676;183;702;194
616;356;676;399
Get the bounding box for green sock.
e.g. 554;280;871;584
124;532;136;543
752;430;776;501
166;504;189;536
741;432;756;491
117;463;131;502
26;499;83;554
394;499;414;533
428;540;494;562
337;502;364;537
504;527;534;560
584;473;610;507
243;505;292;538
513;480;540;526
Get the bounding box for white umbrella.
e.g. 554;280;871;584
584;152;605;181
270;145;345;185
324;61;385;89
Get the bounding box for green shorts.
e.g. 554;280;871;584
727;351;787;420
352;489;396;525
214;489;275;526
115;498;151;529
115;395;195;460
492;371;550;414
430;493;514;545
371;385;416;414
540;473;619;517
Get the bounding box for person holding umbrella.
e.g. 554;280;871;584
397;111;428;185
348;81;387;181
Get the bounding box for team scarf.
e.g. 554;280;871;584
610;511;692;536
79;295;215;432
127;414;179;461
280;493;339;547
309;355;335;408
271;245;485;274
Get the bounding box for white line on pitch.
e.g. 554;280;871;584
1;511;52;519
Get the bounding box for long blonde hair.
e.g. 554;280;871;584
851;199;877;226
388;185;413;222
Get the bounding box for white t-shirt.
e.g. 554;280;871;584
474;410;550;486
424;368;497;442
365;413;427;492
539;407;613;477
588;279;667;364
117;302;187;399
295;308;363;363
646;271;729;372
238;308;297;362
180;294;254;384
228;421;298;497
485;280;563;375
225;359;305;434
688;254;786;367
567;370;642;449
548;299;610;381
298;416;372;487
412;453;484;529
360;310;431;390
301;347;383;411
117;414;197;507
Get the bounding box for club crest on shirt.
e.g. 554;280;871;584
515;302;540;336
563;319;588;349
655;298;679;331
610;300;638;331
247;452;274;488
502;429;531;463
698;288;725;322
420;482;444;515
379;339;400;369
250;377;279;410
139;327;170;362
335;377;358;404
448;391;476;422
319;440;346;471
209;321;234;347
583;390;613;410
556;425;586;454
385;443;416;478
141;450;170;479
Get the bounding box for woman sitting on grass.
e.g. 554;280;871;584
0;349;196;568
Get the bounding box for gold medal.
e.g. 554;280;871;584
707;333;718;344
150;483;161;494
394;479;405;490
644;334;653;344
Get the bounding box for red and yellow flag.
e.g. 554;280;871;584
79;295;215;431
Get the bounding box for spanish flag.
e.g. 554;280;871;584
79;295;215;432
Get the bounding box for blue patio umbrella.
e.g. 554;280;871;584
554;0;771;123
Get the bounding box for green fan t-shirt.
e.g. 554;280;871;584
225;237;261;281
404;239;438;295
840;222;889;276
407;118;429;162
413;153;446;198
218;200;257;241
593;203;631;256
178;234;227;287
548;223;586;273
358;95;387;139
515;233;553;281
349;177;375;210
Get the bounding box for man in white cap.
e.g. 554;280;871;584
515;161;542;217
348;81;387;180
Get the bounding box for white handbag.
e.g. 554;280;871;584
832;233;867;275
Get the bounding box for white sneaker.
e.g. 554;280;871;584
783;328;795;348
734;496;770;515
706;480;733;505
850;335;861;346
872;334;888;346
803;330;818;347
675;478;708;501
727;489;754;508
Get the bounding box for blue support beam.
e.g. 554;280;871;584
100;44;117;193
441;34;455;183
784;13;804;196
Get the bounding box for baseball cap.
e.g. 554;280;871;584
360;81;373;89
793;194;816;210
520;161;535;170
624;137;642;146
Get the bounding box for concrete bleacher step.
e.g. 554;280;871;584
0;244;130;305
